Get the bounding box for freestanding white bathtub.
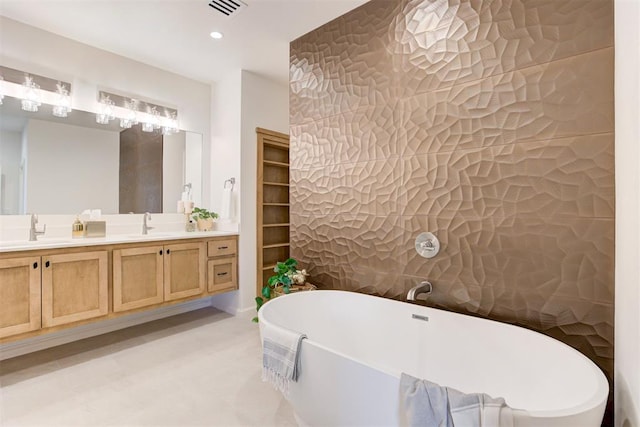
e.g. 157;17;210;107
259;290;609;427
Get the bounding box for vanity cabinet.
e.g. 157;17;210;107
0;256;41;338
41;251;109;328
163;242;206;301
113;246;164;312
113;242;206;310
207;237;238;294
0;233;237;344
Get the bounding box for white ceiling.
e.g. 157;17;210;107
0;0;367;85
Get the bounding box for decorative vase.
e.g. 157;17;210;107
197;218;214;231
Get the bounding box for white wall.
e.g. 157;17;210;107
210;70;289;315
210;70;242;221
0;17;212;208
0;130;22;214
615;1;640;426
25;119;119;214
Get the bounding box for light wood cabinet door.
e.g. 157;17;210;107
164;242;205;301
113;246;164;313
42;251;108;328
0;256;41;338
207;257;238;294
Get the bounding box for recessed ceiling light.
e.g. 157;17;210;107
210;31;223;40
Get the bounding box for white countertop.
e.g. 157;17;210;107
0;230;239;253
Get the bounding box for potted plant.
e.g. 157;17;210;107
191;207;219;231
252;258;310;322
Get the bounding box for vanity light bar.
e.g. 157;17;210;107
0;66;72;114
97;90;177;119
96;90;178;134
0;65;71;94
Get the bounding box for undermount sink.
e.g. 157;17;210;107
123;233;176;239
0;238;72;248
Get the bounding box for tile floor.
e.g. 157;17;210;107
0;308;297;426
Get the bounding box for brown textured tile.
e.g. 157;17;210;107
291;213;405;276
390;0;613;95
397;48;614;155
399;134;615;219
289;103;398;171
291;158;402;217
290;0;401;125
401;216;614;304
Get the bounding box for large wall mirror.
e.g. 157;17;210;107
0;97;202;215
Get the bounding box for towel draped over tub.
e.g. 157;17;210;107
260;321;306;398
399;373;514;427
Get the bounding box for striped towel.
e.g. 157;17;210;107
260;321;306;398
399;373;513;427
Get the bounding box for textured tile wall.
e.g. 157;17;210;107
290;0;614;392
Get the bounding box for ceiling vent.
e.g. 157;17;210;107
208;0;247;18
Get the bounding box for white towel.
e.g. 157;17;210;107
399;373;513;427
220;187;232;220
260;321;306;398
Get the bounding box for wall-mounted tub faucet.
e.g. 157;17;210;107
407;281;432;301
142;212;154;235
415;232;440;258
29;214;46;241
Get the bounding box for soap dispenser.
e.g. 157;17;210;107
72;216;84;238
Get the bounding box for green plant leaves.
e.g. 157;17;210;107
267;276;279;287
254;257;303;323
284;258;298;268
191;207;219;220
262;286;271;299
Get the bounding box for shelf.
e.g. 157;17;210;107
263;223;290;228
262;243;291;249
264;203;290;207
263;181;290;187
264;160;289;168
264;140;289;150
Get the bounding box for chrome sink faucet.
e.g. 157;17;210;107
29;213;46;241
142;212;154;235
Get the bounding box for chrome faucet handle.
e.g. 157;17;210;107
415;232;440;258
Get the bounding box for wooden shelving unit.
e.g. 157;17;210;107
256;127;290;296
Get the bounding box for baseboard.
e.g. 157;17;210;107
0;297;214;361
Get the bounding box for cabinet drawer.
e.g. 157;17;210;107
207;238;237;257
207;258;237;293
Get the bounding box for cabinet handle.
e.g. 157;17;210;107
166;249;171;254
45;261;50;268
33;262;38;269
159;250;163;255
217;272;228;276
218;246;228;250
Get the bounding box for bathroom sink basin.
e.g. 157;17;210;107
122;233;177;239
0;239;72;248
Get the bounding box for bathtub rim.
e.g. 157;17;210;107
259;289;609;421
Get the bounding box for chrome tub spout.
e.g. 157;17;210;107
407;281;432;301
